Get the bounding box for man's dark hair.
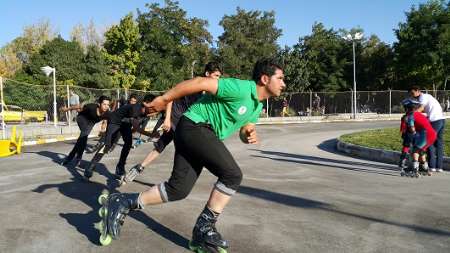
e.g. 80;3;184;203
129;94;138;101
97;95;110;104
143;93;156;103
204;62;223;76
252;58;283;83
408;86;421;92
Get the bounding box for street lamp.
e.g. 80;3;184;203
41;66;57;127
343;32;363;119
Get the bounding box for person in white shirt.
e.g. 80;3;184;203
409;86;446;172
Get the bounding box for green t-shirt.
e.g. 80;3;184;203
184;78;263;140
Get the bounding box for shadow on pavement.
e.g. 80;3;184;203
250;148;399;177
130;212;190;249
238;185;450;237
30;151;189;248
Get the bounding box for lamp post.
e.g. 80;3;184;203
41;66;57;127
191;60;197;78
343;32;363;119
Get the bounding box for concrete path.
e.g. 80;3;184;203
0;121;449;253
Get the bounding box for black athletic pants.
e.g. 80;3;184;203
159;116;243;202
67;115;94;160
104;122;133;168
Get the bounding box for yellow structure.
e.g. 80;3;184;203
0;126;23;157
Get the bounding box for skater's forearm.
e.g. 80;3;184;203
60;105;82;112
161;77;218;103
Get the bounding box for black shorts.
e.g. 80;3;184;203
159;116;243;202
153;130;174;153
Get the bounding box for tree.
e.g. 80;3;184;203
358;35;394;90
295;23;348;91
103;13;140;89
218;8;281;79
80;45;113;88
16;36;86;85
135;0;213;90
11;19;57;64
0;19;56;77
71;19;105;52
0;45;22;78
277;46;310;92
393;0;449;89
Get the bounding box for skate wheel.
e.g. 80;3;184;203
94;221;104;231
99;234;112;246
400;172;405;177
98;207;108;217
98;193;109;205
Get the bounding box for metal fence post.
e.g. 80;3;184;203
309;90;312;116
350;89;355;117
0;76;5;139
116;89;120;108
389;89;392;116
66;84;71;127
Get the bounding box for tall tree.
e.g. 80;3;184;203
278;46;310;92
393;0;449;89
358;35;394;90
296;23;348;91
218;8;282;79
1;19;56;77
80;45;113;88
103;13;140;89
71;20;105;52
136;0;212;90
15;36;86;85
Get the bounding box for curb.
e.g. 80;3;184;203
336;139;450;171
23;134;98;146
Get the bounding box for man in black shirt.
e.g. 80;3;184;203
60;96;111;166
123;62;223;184
84;93;156;180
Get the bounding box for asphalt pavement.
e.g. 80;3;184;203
0;121;449;253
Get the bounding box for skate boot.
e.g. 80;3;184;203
123;164;145;184
189;207;229;253
84;147;106;180
411;161;420;178
115;165;126;183
60;156;73;166
96;191;143;245
86;141;104;154
84;163;95;180
398;152;408;171
419;162;431;176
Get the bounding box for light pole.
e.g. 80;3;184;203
344;32;363;119
41;66;57;127
191;60;197;78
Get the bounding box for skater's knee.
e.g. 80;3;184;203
159;182;191;202
214;169;243;196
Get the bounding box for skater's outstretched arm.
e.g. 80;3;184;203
162;102;173;132
150;77;218;112
60;104;82;112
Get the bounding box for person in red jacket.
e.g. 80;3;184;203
400;98;437;177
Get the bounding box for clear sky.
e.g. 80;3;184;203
0;0;428;48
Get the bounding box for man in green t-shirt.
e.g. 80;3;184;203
97;59;285;251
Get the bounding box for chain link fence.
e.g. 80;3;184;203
266;90;450;117
2;76;450;139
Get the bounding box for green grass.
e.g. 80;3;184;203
340;124;450;155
